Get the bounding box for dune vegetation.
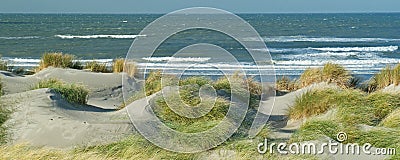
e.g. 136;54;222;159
0;79;10;144
33;78;89;104
84;61;109;73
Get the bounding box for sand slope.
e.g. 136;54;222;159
2;88;133;148
1;68;124;109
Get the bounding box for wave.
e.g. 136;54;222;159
274;59;400;66
311;46;398;52
0;36;40;40
55;35;145;39
142;57;211;62
247;36;400;43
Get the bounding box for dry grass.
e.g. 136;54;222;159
369;64;400;91
112;58;124;73
84;61;110;73
299;63;352;88
124;61;138;77
276;76;299;91
38;53;78;71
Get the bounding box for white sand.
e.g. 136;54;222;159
1;68;135;148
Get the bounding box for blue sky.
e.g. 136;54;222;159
0;0;399;13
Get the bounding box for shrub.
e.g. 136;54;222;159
38;53;77;70
34;79;89;104
299;63;352;88
84;61;110;73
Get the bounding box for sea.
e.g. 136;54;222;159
1;13;399;80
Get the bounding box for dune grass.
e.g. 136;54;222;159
299;63;352;88
288;88;366;120
276;76;299;91
288;89;341;120
0;102;10;145
380;108;400;129
144;70;178;96
290;120;340;143
368;64;400;91
0;60;7;71
34;79;89;104
38;53;81;71
113;58;138;77
84;61;110;73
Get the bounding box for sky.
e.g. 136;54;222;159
0;0;400;14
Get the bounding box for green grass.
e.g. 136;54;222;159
287;88;356;120
34;79;89;104
0;102;10;145
380;108;400;128
0;78;10;144
84;61;110;73
368;63;400;91
144;70;177;96
38;53;81;71
299;63;352;88
290;120;340;143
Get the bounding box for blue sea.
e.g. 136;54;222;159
1;13;399;80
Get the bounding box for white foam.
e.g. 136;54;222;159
256;36;400;43
55;35;145;39
311;46;398;52
142;57;211;62
274;59;400;66
0;36;40;40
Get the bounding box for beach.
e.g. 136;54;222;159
0;13;399;159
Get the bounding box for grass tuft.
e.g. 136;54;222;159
84;61;110;73
34;79;89;104
299;63;352;88
38;53;79;71
380;108;400;129
276;76;299;91
368;63;400;91
288;89;342;120
290;120;340;143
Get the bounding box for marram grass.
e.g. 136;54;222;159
299;63;352;88
38;52;81;71
34;78;89;104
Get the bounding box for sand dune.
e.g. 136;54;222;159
0;68;135;148
2;88;133;148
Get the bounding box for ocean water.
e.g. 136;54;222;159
1;13;399;79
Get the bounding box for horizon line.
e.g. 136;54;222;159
1;11;400;14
